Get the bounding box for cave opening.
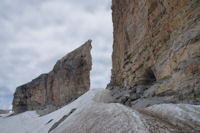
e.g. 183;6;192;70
143;67;157;85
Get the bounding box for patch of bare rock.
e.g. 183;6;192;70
12;40;92;114
107;0;200;108
0;110;10;114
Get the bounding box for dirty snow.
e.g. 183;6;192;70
0;88;200;133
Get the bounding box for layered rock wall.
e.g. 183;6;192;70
108;0;200;107
13;40;92;114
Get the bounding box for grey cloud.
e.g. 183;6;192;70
0;0;113;109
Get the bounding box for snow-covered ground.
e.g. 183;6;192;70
0;88;200;133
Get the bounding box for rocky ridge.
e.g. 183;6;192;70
0;110;10;114
107;0;200;108
12;40;92;114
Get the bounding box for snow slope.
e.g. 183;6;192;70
0;88;200;133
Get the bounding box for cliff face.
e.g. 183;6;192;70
13;40;92;114
108;0;200;107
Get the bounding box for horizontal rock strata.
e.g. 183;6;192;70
13;40;92;114
107;0;200;108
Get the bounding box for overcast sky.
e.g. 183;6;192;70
0;0;113;109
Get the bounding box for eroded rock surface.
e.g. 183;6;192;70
13;40;92;114
107;0;200;107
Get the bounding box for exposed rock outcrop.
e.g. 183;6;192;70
0;110;10;114
107;0;200;108
13;40;92;114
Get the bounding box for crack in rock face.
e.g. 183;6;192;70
48;108;76;133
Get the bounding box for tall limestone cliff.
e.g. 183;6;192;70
108;0;200;108
13;40;92;114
